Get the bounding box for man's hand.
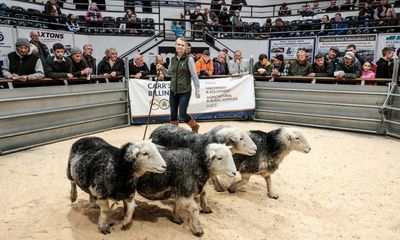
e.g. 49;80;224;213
11;74;19;80
308;73;316;77
337;72;345;80
67;73;74;79
18;75;28;81
110;71;117;77
134;72;142;79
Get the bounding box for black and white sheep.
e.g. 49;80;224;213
213;127;311;199
136;142;236;236
67;137;166;234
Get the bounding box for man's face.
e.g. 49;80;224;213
195;7;200;13
83;45;93;56
274;59;282;66
276;20;283;26
71;53;82;63
204;8;209;14
346;47;356;54
344;57;353;66
218;54;225;62
297;51;306;62
203;55;210;62
17;45;30;56
109;50;118;61
315;57;324;67
186;46;191;53
261;58;268;65
335;14;341;22
135;56;144;67
387;51;394;59
156;56;163;64
328;50;337;58
54;48;64;59
30;32;39;42
234;52;241;61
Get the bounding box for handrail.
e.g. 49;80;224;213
254;75;392;85
119;31;164;59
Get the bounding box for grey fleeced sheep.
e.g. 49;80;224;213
67;137;166;234
213;127;311;199
136;143;236;236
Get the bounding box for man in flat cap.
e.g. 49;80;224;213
1;38;44;81
68;47;92;78
335;51;361;80
325;46;340;72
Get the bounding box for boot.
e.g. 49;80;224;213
187;118;200;133
170;120;179;126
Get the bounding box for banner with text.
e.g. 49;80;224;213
128;75;255;123
268;37;316;62
0;25;15;66
317;34;377;61
376;33;400;59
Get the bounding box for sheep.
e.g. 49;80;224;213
67;137;166;234
136;142;236;236
213;127;311;199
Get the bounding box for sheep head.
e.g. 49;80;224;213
206;143;237;177
282;127;311;153
217;127;257;156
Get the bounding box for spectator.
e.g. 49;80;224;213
262;18;273;33
85;2;103;28
308;53;334;77
196;50;214;77
278;3;292;16
360;61;376;79
126;12;141;34
253;54;271;75
376;47;394;78
358;0;375;33
346;44;365;66
66;14;80;32
336;52;362;80
288;49;311;76
44;0;61;16
97;48;125;77
218;6;231;37
211;0;226;14
69;47;92;78
300;5;316;21
129;54;149;79
29;31;50;70
377;8;398;32
45;43;73;79
0;3;8;17
1;38;44;81
374;0;393;20
317;15;330;35
329;13;348;35
228;50;249;75
124;8;135;19
204;7;219;32
325;46;340;71
312;1;322;13
172;20;185;37
272;18;289;37
186;42;198;61
83;44;96;74
213;51;229;75
340;0;354;11
190;6;204;24
266;54;287;76
230;0;247;15
231;10;243;36
325;0;339;12
150;55;169;75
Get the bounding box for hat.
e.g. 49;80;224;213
329;46;339;53
15;38;30;47
223;6;228;10
70;47;82;55
344;51;355;59
203;50;210;56
275;54;284;62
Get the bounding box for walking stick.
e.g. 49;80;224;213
143;69;161;140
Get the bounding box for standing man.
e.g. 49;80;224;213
83;44;97;74
45;43;73;79
376;47;394;78
29;31;50;69
228;50;249;75
1;38;44;81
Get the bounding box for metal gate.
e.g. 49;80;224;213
385;85;400;138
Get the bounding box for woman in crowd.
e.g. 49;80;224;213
85;2;103;27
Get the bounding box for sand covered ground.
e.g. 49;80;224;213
1;121;399;240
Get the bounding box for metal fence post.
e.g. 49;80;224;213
392;56;399;85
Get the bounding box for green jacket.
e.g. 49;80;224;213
336;59;361;79
288;60;311;76
170;54;192;93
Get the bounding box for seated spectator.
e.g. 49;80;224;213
150;55;168;75
228;50;249;75
211;0;226;15
126;13;141;34
340;0;354;11
124;8;135;19
68;47;92;78
213;51;229;75
30;31;50;70
129;54;149;79
266;54;287;76
377;8;398;32
230;0;247;15
66;14;80;32
346;44;365;66
0;3;8;17
1;38;44;81
97;48;125;77
376;47;394;78
335;52;362;80
85;2;103;28
83;44;96;74
329;13;348;35
325;0;339;12
45;43;73;79
325;46;340;71
374;0;393;20
272;18;290;37
300;5;316;21
253;54;271;75
48;8;64;30
186;43;198;61
317;15;330;35
190;5;204;26
196;50;214;77
44;0;61;16
288;49;311;76
193;15;206;38
204;7;219;32
231;10;243;36
262;18;273;33
358;0;375;33
312;1;322;13
360;61;376;79
308;53;334;77
172;20;185;37
278;3;292;16
218;6;231;37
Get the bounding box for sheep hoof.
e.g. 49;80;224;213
200;207;213;214
98;225;111;235
121;222;132;230
193;229;204;237
171;216;183;225
214;185;225;192
268;192;279;199
227;187;236;193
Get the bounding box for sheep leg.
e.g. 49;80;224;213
97;199;111;235
211;175;225;192
121;198;136;230
228;173;251;193
264;175;279;199
199;189;212;214
70;182;77;203
90;194;99;209
172;200;183;224
180;197;204;236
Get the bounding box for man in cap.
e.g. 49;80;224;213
68;47;92;78
228;50;249;75
129;54;149;79
196;50;214;77
335;51;361;80
267;54;288;76
44;43;73;79
325;46;340;71
1;38;44;81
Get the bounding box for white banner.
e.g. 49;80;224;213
16;27;74;55
268;37;316;62
128;75;255;118
0;25;15;66
376;33;400;59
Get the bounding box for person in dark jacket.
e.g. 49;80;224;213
336;51;362;79
68;47;92;78
229;0;247;15
30;31;50;69
325;46;340;71
211;0;226;14
129;54;149;79
97;48;125;77
44;43;73;79
253;53;271;75
1;38;44;81
266;54;287;76
83;44;97;74
376;47;394;78
308;54;334;77
150;55;169;75
44;0;62;16
213;51;229;75
346;44;365;66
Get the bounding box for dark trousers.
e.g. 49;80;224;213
169;91;192;122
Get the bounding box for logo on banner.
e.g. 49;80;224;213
159;99;169;110
150;99;160;110
38;31;64;39
0;32;4;45
385;36;400;41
